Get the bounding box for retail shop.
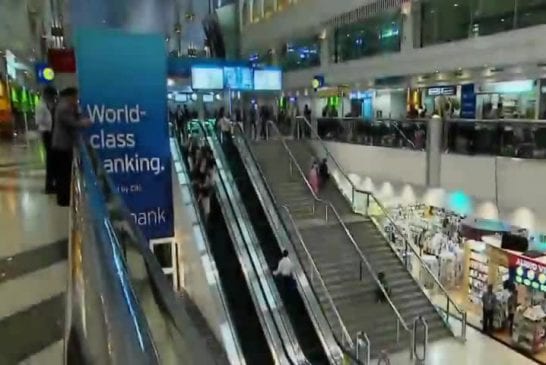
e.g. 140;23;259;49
382;203;546;362
475;80;538;120
348;90;374;120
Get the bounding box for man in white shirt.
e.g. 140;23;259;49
218;108;232;144
273;250;295;290
35;86;57;194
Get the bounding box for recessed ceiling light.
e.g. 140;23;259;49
454;3;459;7
501;18;505;22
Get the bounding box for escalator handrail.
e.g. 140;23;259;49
203;124;308;364
67;141;159;364
282;205;353;348
297;116;467;335
170;137;246;365
267;120;411;334
196;123;298;365
232;124;359;364
87;139;232;364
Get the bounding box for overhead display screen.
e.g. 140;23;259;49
254;69;282;91
191;66;224;90
224;66;253;90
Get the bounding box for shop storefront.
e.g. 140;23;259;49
348;90;374;120
476;80;538;119
381;203;546;362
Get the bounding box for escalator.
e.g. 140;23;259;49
212;127;330;364
206;193;274;364
177;135;275;364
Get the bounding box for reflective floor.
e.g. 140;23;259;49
0;139;67;363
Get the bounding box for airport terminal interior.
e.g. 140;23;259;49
3;0;546;364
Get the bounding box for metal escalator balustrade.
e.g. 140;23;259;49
217;124;338;364
170;137;246;364
177;126;277;364
67;139;159;364
231;124;353;364
199;121;309;365
81;138;232;364
295;116;468;341
250;121;413;358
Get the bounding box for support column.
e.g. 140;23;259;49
197;94;205;120
426;115;442;187
401;0;421;51
319;28;330;67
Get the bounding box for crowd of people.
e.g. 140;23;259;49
35;86;91;207
186;137;216;221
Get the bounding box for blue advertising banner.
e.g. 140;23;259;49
75;28;173;240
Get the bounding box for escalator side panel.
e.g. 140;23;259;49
207;194;274;365
180;141;274;365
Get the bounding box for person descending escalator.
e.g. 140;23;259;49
273;250;295;291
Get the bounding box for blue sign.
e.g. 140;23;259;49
76;28;173;239
35;63;55;84
460;83;476;119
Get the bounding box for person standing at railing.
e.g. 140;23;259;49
52;87;91;207
36;86;58;194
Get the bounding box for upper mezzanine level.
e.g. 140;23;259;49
239;0;546;82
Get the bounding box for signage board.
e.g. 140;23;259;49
427;85;456;96
254;68;282;91
191;66;224;90
76;28;173;239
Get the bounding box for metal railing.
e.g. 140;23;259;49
170;136;246;365
283;206;354;350
266;119;411;340
355;332;371;365
66;140;159;364
295;116;468;340
231;123;348;364
410;316;429;363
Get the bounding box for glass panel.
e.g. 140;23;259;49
333;10;402;63
420;0;473;46
280;38;320;71
516;0;546;29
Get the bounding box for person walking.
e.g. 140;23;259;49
273;250;294;291
52;87;90;207
319;158;329;188
482;284;496;334
308;160;320;194
36;86;57;194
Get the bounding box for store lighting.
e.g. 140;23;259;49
453;3;459;7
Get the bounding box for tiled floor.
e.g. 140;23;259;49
387;316;539;365
0;140;68;364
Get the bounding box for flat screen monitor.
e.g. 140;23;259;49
191;66;224;90
224;66;253;90
174;93;187;102
254;69;282;91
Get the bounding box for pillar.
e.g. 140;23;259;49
197;94;205;120
426;115;442;187
319;28;330;67
401;0;421;51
